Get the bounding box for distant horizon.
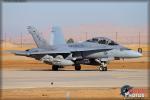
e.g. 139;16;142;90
2;2;148;44
1;33;148;45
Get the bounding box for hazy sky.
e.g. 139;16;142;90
2;2;148;43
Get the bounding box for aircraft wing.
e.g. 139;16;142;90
6;50;28;56
29;50;70;55
7;50;70;56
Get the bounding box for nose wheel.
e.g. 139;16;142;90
99;62;107;71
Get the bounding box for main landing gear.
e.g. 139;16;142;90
98;61;107;71
75;64;81;71
52;65;58;71
74;61;81;71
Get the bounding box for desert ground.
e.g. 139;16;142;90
1;42;150;100
1;87;149;100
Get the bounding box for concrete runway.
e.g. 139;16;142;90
2;69;149;89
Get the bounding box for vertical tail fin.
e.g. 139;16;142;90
27;26;50;48
50;27;66;45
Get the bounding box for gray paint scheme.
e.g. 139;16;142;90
8;26;142;71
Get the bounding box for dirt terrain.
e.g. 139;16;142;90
1;87;150;100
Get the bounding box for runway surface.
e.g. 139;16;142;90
2;69;149;89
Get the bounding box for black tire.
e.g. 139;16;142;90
99;66;107;71
103;67;107;71
99;66;104;71
52;65;58;71
75;65;81;70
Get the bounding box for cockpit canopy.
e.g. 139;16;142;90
86;37;118;45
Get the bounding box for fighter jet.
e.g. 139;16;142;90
9;26;142;71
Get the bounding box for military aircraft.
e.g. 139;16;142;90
9;26;142;71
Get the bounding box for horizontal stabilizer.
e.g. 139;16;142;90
6;50;29;56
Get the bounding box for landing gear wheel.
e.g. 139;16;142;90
99;66;104;71
103;67;107;71
99;66;107;71
52;65;58;71
75;65;81;71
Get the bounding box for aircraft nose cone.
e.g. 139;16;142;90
137;52;143;57
129;50;143;58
